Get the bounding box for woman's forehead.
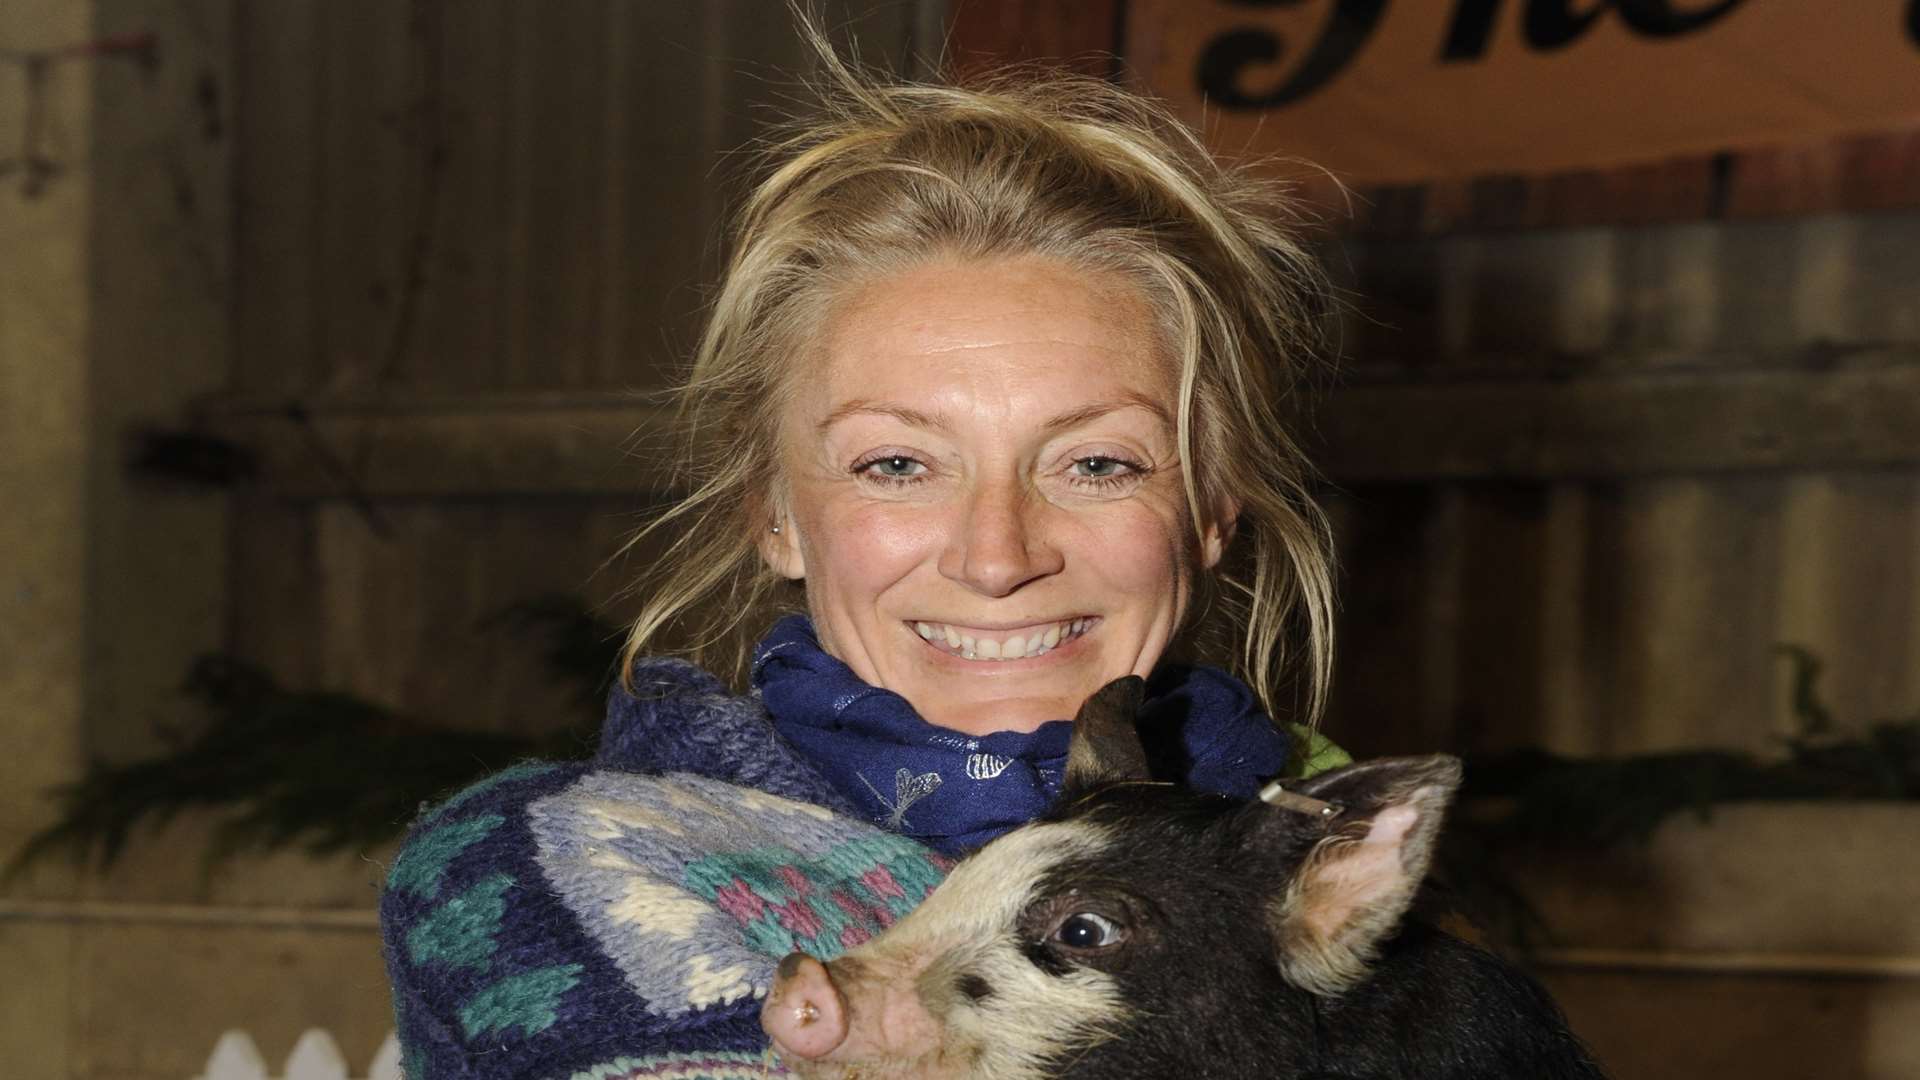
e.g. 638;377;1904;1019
800;256;1176;428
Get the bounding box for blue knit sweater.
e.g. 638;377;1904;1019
379;655;1325;1080
379;658;954;1080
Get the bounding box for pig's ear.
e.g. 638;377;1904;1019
1261;755;1462;996
1061;676;1151;795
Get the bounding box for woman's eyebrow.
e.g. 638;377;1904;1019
817;396;1173;437
1040;396;1172;434
816;401;951;436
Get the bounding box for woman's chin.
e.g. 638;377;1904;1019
897;646;1101;734
913;692;1079;736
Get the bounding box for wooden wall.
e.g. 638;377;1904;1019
932;7;1920;1080
210;0;1920;766
8;2;1912;1075
1320;217;1920;759
216;0;945;736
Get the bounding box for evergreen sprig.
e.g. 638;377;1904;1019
8;595;620;876
1462;645;1919;850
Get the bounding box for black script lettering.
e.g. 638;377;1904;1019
1447;0;1751;59
1529;0;1748;50
1196;0;1389;109
1441;0;1502;60
1612;0;1748;36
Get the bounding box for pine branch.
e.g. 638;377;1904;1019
7;597;625;877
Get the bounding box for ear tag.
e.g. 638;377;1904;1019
1258;778;1342;820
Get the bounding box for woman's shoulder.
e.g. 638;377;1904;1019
380;755;948;1078
376;662;876;1076
597;656;855;813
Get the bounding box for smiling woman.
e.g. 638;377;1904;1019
771;257;1212;736
379;18;1340;1080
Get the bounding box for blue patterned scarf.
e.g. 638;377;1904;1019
752;615;1290;854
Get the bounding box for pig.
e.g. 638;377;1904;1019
761;676;1607;1079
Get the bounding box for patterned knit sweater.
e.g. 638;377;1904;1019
379;659;956;1080
380;657;1351;1080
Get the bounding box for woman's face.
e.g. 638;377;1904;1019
762;255;1231;735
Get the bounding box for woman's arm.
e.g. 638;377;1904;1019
381;760;948;1079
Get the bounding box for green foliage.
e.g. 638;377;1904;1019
1463;644;1919;850
1431;643;1919;951
7;595;623;876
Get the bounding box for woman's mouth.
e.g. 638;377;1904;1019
909;617;1095;661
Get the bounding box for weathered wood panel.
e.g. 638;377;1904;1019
309;499;643;735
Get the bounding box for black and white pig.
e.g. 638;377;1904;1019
761;676;1607;1079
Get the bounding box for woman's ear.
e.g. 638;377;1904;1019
1199;496;1240;570
756;514;807;580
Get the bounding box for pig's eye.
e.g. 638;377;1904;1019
1053;912;1123;949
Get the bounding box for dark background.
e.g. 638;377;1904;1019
3;2;1917;1077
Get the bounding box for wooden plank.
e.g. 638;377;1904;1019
1583;477;1784;754
508;1;609;391
232;0;323;394
202;350;1920;496
411;0;513;390
1773;473;1920;733
316;0;413;389
1337;127;1920;236
207;394;674;498
1310;352;1920;481
312;498;640;730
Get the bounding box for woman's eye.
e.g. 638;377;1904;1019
855;455;927;482
1052;912;1123;949
1068;456;1148;487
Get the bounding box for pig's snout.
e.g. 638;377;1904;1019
763;952;849;1060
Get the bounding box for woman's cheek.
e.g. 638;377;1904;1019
809;496;944;585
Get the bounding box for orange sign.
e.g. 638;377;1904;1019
1126;1;1920;184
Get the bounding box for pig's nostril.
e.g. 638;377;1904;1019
762;951;849;1061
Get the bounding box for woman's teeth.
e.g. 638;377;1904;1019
913;618;1092;661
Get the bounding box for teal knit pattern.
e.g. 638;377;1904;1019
460;963;589;1041
382;662;951;1079
406;872;516;971
528;770;953;1019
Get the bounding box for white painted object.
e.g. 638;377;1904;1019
195;1029;400;1080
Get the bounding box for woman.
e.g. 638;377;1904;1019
381;42;1342;1080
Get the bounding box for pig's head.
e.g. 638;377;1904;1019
762;677;1463;1079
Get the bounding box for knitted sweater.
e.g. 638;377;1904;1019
379;659;955;1080
379;657;1349;1080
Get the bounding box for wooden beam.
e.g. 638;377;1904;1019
200;352;1920;497
1312;353;1920;481
1346;128;1920;236
201;393;675;499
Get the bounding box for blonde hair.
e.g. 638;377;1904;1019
618;38;1337;725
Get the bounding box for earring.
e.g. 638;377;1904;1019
770;524;782;535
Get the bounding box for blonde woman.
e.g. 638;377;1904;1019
380;42;1341;1080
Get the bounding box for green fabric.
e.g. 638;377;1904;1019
459;962;586;1040
406;872;514;972
1283;722;1352;779
387;813;505;899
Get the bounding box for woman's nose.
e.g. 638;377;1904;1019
938;475;1064;597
